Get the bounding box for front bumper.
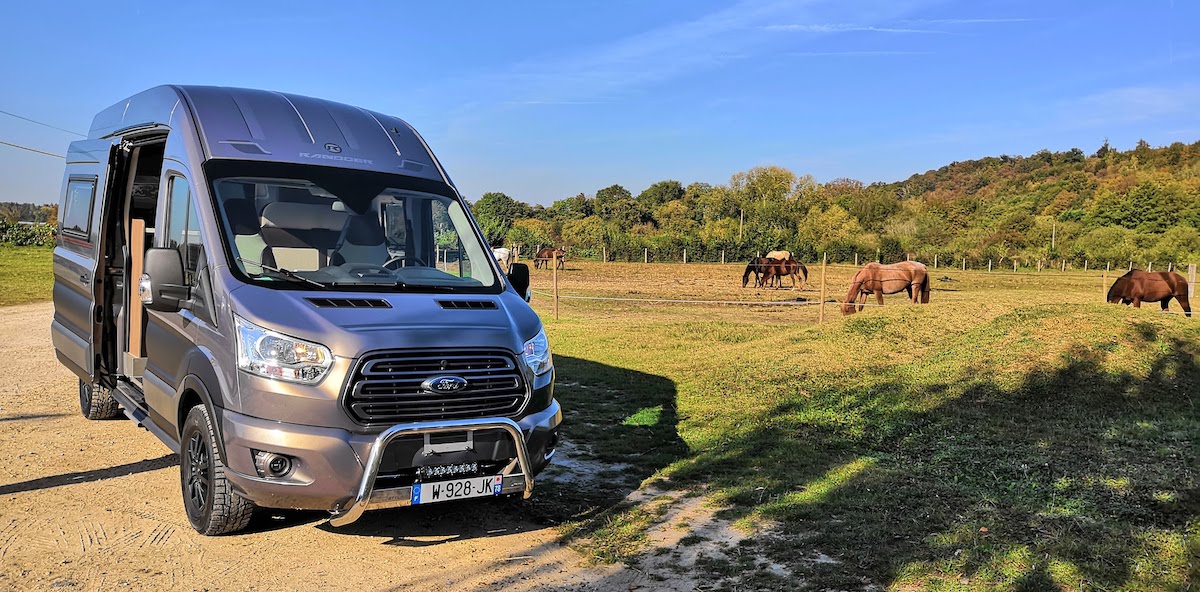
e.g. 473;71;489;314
219;400;562;523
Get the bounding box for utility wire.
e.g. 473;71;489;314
0;139;65;158
0;109;86;137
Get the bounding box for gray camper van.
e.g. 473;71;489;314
50;86;561;535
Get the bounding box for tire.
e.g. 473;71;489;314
79;380;121;420
181;404;255;535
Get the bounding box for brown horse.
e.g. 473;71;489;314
533;247;565;270
742;257;771;288
760;259;808;290
841;261;931;315
1107;270;1191;316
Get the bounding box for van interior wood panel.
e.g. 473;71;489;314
128;218;145;357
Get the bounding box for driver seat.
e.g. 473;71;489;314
331;215;389;267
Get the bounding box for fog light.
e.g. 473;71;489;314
252;450;295;478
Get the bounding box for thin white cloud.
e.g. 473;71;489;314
1067;85;1200;126
437;0;940;109
763;23;949;34
901;18;1034;25
783;50;933;57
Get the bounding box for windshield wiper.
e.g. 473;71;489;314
237;258;327;290
327;280;457;292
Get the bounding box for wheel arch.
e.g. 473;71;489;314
177;374;229;465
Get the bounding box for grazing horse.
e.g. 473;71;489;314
742;257;769;288
841;261;931;315
760;259;808;290
533;247;565;270
492;247;513;273
1107;270;1191;316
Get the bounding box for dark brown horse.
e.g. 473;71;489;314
1107;270;1191;316
760;259;808;290
841;261;931;315
533;247;565;270
742;257;806;288
742;257;771;288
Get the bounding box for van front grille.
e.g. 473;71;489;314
344;350;527;424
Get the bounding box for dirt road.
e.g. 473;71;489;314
0;303;642;591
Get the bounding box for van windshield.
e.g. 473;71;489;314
208;164;498;293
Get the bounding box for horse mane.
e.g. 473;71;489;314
742;261;757;287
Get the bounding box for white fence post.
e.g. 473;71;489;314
1189;264;1196;300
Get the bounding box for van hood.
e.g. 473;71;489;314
226;283;543;360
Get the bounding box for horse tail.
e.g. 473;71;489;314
798;261;808;282
919;270;931;303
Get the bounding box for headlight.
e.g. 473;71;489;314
522;328;553;376
235;315;332;384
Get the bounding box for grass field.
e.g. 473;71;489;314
3;246;1196;590
0;246;52;306
527;261;1198;591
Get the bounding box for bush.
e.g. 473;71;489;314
0;222;55;247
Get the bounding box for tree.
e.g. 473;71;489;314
549;193;592;220
636;180;684;209
470;192;529;245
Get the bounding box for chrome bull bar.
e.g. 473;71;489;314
328;417;534;527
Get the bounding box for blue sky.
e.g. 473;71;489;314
1;0;1197;205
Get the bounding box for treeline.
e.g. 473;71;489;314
471;139;1200;267
0;202;57;224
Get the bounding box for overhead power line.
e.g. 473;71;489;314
0;139;65;158
0;109;86;137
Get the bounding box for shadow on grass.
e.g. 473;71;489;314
534;355;688;522
663;321;1200;590
322;355;686;550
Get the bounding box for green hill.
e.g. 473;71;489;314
474;139;1200;267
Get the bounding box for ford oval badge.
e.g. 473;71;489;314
423;375;468;393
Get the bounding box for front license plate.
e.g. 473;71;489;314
411;475;502;505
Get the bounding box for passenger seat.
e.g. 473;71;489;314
222;199;266;274
259;202;348;271
331;215;390;267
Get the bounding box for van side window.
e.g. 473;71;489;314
62;179;96;237
166;177;211;321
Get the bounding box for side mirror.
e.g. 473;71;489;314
508;263;531;302
140;248;191;313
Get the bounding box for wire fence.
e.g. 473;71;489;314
525;257;1197;321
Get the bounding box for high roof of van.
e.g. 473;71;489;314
87;85;451;186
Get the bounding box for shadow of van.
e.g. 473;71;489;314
303;355;686;545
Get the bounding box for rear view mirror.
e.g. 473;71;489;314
508;263;531;302
140;248;191;313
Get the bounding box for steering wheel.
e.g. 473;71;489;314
383;255;428;270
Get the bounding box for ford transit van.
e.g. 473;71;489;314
50;86;560;535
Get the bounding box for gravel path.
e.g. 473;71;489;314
0;303;643;591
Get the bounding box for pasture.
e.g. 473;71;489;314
0;246;52;307
527;260;1199;590
0;246;1196;590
